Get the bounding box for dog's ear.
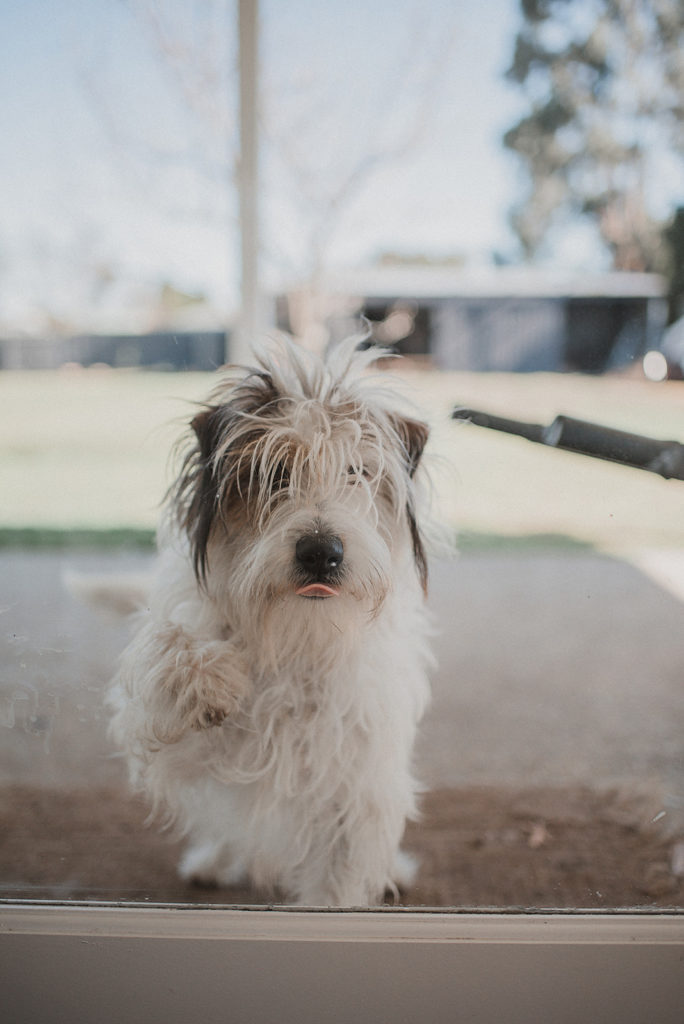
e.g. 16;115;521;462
181;375;281;583
182;404;227;583
407;503;428;596
390;415;429;478
389;414;429;595
191;405;224;462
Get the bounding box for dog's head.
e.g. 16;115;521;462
171;340;429;641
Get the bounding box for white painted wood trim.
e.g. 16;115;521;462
2;902;684;944
3;903;684;1023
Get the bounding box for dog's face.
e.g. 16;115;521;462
172;342;429;656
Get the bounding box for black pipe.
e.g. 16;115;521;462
452;408;684;481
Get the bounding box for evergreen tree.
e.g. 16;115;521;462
504;0;684;271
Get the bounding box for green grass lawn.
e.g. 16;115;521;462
0;369;209;536
1;364;684;553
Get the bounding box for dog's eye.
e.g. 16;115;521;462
268;463;290;493
346;465;370;482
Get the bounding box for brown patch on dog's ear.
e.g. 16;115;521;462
408;503;429;596
184;405;226;583
391;415;429;478
177;372;282;584
191;405;223;460
389;414;430;595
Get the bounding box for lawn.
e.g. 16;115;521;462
1;363;684;553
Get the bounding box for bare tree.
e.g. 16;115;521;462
84;0;237;225
86;1;459;346
261;7;457;346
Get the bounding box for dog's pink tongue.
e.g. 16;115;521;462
296;583;339;598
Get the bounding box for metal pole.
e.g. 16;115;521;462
232;0;259;364
452;407;684;481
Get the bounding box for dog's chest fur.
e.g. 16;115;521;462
179;584;429;798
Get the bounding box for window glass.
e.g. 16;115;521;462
2;0;683;912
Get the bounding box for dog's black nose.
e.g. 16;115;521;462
295;533;344;577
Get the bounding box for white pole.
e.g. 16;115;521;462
232;0;260;363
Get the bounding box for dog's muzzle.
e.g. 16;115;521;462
294;533;343;599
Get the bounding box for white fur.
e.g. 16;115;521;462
108;339;434;906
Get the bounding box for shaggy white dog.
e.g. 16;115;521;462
109;339;434;906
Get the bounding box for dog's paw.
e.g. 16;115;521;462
392;848;419;888
188;638;250;729
157;622;191;656
195;705;227;728
179;842;248;888
190;697;236;731
155;626;250;733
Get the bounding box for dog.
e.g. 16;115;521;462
108;338;434;906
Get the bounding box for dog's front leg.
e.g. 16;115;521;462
143;623;251;743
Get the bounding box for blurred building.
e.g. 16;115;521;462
279;266;667;373
1;267;667;373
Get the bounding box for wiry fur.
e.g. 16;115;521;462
108;339;434;906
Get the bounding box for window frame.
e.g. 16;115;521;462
2;902;684;1022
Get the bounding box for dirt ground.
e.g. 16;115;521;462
1;782;682;909
1;548;684;909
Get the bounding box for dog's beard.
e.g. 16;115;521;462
202;493;399;674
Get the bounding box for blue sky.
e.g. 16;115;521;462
1;0;541;333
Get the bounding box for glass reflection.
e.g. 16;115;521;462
1;364;683;909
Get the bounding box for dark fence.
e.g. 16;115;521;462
0;331;228;371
